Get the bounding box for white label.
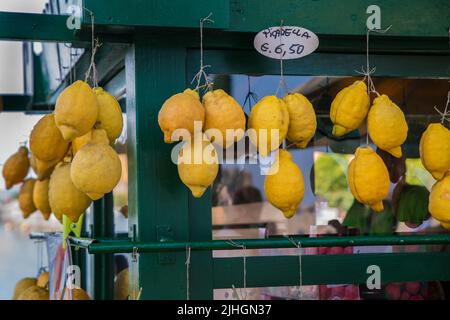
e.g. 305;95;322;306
253;26;319;60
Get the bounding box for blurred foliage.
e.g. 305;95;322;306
405;158;435;190
314;152;353;211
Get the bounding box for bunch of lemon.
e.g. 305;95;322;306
2;81;123;223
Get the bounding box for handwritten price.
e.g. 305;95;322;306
260;43;305;57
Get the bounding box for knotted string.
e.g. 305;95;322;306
243;75;258;112
434;84;450;124
185;246;191;300
275;20;289;98
227;240;248;300
285;236;303;300
191;13;214;92
83;8;101;87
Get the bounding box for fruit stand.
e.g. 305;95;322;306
1;0;450;300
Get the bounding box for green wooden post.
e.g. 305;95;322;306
126;35;213;299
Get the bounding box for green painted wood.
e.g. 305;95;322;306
125;36;191;299
229;0;450;37
213;252;450;288
83;0;229;29
188;49;450;78
0;95;32;112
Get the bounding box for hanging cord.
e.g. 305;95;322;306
185;246;191;300
191;13;214;92
227;240;248;300
83;8;101;87
243;75;258;112
434;83;450;124
285;236;303;300
131;247;143;300
275;20;289;98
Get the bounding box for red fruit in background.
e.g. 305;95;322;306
328;247;344;255
385;283;401;300
400;292;410;300
410;295;424;300
405;221;421;229
405;282;421;295
344;247;353;254
331;286;345;299
318;247;328;255
344;285;359;300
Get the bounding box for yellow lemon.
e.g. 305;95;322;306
31;155;59;181
30;114;69;162
94;87;123;143
203;89;246;148
19;179;37;219
33;179;52;220
49;162;92;223
158;89;205;143
71;129;122;200
114;268;129;300
72;131;91;155
348;146;390;212
177;138;219;198
248;96;289;156
283;93;317;148
36;272;49;288
264;149;305;218
429;173;450;222
368;95;408;158
72;288;91;300
17;285;49;300
441;222;450;230
2;146;29;189
55;80;99;141
330;81;369;137
12;277;36;300
420;123;450;181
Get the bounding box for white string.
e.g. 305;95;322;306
227;240;247;300
191;13;214;92
285;236;303;300
185;246;191;300
83;8;101;87
434;83;450;124
275;20;289;97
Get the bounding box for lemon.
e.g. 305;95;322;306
330;81;369;137
114;268;129;300
248;96;289;156
55;80;99;141
72;131;91;155
94;87;123;143
368;95;408;158
177;138;219;198
17;285;49;300
36;272;49;288
71;129;122;200
30;114;69;162
2;146;29;189
49;162;92;223
264;149;305;218
158;89;205;143
429;173;450;222
348;146;390;212
203;89;246;148
441;222;450;230
420;123;450;181
283;93;317;148
72;288;91;300
19;178;37;219
12;277;36;300
32;155;59;181
33;179;52;220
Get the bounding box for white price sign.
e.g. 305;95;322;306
254;26;319;60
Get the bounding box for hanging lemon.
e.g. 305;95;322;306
12;278;36;300
94;87;123;144
177;138;219;198
203;89;246;148
36;272;49;288
114;268;129;300
19;178;37;219
248;96;289;156
30;114;69;162
330;81;369;137
49;162;92;223
420;123;450;181
17;286;49;300
72;288;91;300
72;131;91;155
348;146;390;212
158;89;205;143
264;149;305;218
429;173;450;222
2;146;30;189
71;129;122;200
33;179;52;220
55;80;99;141
31;155;59;181
368;95;408;158
283;93;317;148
